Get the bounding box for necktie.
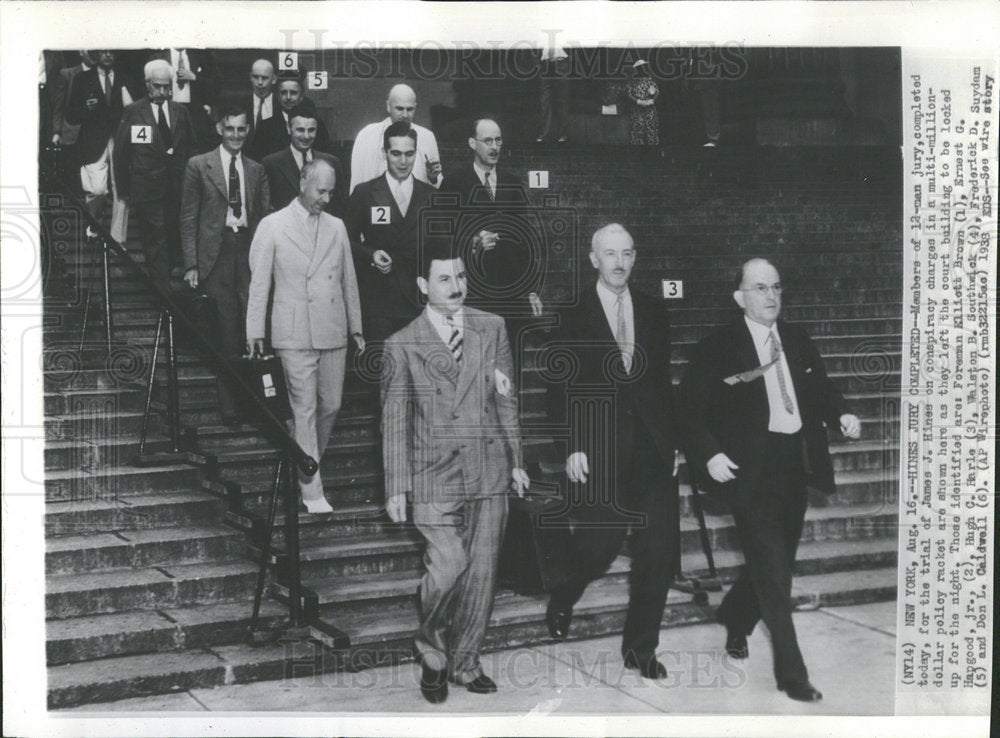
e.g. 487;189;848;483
484;170;495;201
156;103;173;148
103;72;113;104
615;294;631;372
769;331;795;414
176;50;187;89
254;99;262;130
446;315;463;365
228;155;243;219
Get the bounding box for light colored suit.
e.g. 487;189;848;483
381;307;520;682
247;200;363;500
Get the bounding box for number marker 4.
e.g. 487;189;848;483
131;125;152;143
661;280;683;299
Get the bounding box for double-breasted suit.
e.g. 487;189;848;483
681;316;847;687
247;200;363;501
181;147;270;418
345;174;436;342
114;97;196;285
381;307;520;683
544;284;680;662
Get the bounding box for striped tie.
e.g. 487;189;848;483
446;315;463;365
769;331;795;414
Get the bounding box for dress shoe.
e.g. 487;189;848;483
460;674;497;694
301;495;333;515
724;627;749;660
545;599;572;641
419;664;448;704
623;652;668;680
778;680;823;702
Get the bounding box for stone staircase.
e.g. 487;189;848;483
44;144;901;709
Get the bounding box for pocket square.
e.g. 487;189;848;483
805;367;813;374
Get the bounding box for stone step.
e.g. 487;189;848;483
46;491;222;536
46;599;287;667
306;506;896;618
46;560;259;620
45;463;203;502
47;546;897;708
45;410;147;441
45;525;245;575
44;387;146;416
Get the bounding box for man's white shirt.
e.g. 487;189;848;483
218;145;248;230
744;316;803;434
350;117;441;193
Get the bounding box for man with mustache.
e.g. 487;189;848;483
680;257;861;702
114;59;195;286
381;239;528;703
542;223;680;680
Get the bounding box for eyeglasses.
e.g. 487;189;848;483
742;283;783;296
476;137;502;146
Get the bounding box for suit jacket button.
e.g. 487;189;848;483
436;388;442;395
452;412;460;419
452;449;460;456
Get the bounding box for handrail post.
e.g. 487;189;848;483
138;310;165;457
165;309;182;453
284;458;304;628
101;238;114;352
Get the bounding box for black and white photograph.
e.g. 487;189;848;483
2;2;995;736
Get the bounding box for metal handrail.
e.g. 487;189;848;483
51;176;319;478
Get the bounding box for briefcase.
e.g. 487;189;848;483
170;289;220;349
234;353;293;423
499;489;573;595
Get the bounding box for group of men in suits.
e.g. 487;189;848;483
47;52;864;706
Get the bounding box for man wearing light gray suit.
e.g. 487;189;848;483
181;105;270;424
247;159;364;514
381;241;529;703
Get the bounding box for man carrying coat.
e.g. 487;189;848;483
247;159;364;514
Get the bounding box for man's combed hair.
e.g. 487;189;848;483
215;104;248;124
383;121;417;151
287;100;318;124
419;236;460;278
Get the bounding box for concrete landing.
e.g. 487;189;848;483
62;601;897;716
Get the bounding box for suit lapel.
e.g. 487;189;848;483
306;214;331;278
734;318;760;371
412;313;458;386
585;285;617;345
381;177;406;225
206;151;229;200
243;158;258;218
279;150;299;198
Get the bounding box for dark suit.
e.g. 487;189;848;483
680;317;846;687
180;148;270;417
344;174;436;342
248;108;332;162
113;97;196;284
440;165;544;319
262;147;346;216
66;66;130;166
381;307;520;683
148;49;219;152
544;284;680;661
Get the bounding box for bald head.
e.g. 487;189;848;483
250;58;276;98
386;84;417;124
299;159;336;214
